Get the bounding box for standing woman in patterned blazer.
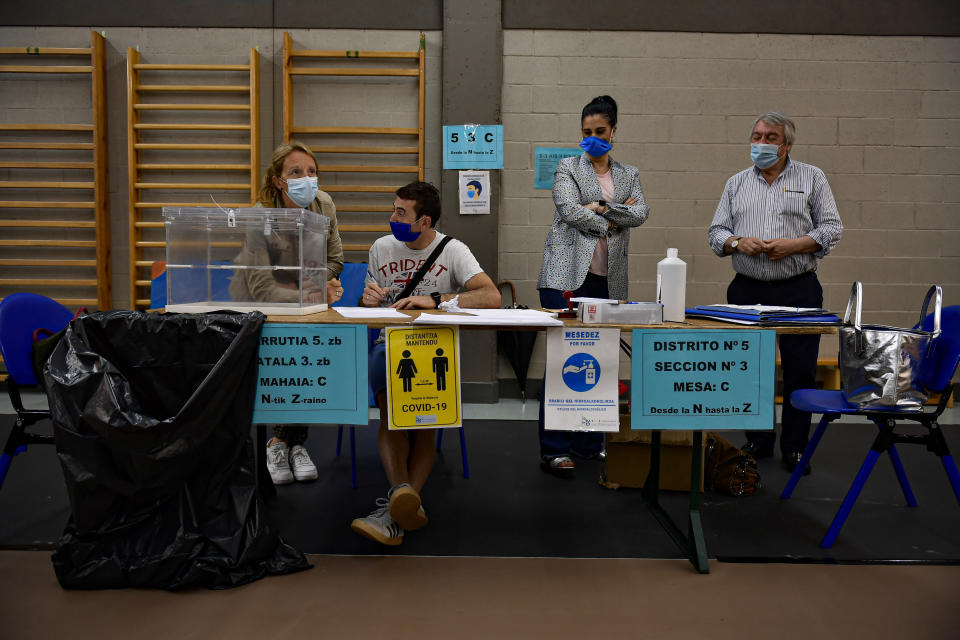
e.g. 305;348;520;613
536;95;650;476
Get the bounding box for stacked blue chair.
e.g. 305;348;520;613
780;304;960;548
0;293;75;492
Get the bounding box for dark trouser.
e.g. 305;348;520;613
728;271;823;455
537;272;607;458
273;425;307;446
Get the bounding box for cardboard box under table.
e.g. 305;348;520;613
604;416;705;491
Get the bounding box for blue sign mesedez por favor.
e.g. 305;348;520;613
631;329;776;430
253;323;368;425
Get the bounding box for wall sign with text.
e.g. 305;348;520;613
543;327;620;432
442;124;503;169
631;329;776;430
252;323;368;425
386;325;462;430
534;147;581;189
458;170;491;214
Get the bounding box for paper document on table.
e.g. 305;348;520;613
689;315;758;325
698;304;829;315
333;307;411;319
570;297;619;304
413;308;563;326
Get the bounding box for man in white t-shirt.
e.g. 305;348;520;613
351;181;500;546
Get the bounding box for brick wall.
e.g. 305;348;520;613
501;30;959;380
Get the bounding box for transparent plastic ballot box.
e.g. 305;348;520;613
162;206;329;315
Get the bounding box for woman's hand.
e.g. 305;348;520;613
325;278;343;304
300;279;337;304
590;197;636;216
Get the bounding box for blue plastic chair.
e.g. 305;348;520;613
780;304;960;548
331;261;367;309
435;427;471;479
0;293;74;492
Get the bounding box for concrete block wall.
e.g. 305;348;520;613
0;26;441;309
500;30;960;381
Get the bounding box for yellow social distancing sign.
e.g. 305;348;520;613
385;325;461;430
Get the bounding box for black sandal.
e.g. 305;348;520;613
540;455;575;478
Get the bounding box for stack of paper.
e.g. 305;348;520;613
685;304;841;325
413;308;563;326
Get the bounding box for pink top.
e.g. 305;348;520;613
589;168;616;277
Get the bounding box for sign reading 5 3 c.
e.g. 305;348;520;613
443;124;503;169
449;130;495;144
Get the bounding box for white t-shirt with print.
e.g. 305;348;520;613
366;231;484;303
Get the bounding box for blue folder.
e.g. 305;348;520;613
685;307;841;325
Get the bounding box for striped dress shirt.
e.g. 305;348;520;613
708;158;843;281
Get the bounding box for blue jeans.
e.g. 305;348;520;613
537;273;607;459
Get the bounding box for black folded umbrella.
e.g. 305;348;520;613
496;281;537;403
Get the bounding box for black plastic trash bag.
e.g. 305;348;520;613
44;310;309;590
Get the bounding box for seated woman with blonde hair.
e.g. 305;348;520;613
231;140;345;486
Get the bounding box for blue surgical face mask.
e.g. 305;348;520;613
390;219;422;242
580;135;612;158
750;143;781;170
285;176;318;207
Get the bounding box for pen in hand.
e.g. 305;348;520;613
364;266;393;306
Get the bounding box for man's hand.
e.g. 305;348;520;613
762;236;820;260
393;295;436;310
360;281;391;307
734;236;766;256
761;238;799;261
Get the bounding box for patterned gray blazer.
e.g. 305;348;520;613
537;153;649;299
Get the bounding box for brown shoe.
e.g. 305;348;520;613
388;483;428;531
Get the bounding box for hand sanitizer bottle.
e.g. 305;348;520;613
657;248;686;322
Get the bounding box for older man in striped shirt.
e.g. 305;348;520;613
708;112;843;475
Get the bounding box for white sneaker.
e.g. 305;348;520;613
350;498;403;546
289;444;318;482
266;441;293;485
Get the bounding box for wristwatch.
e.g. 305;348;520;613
431;291;443;308
730;237;741;253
